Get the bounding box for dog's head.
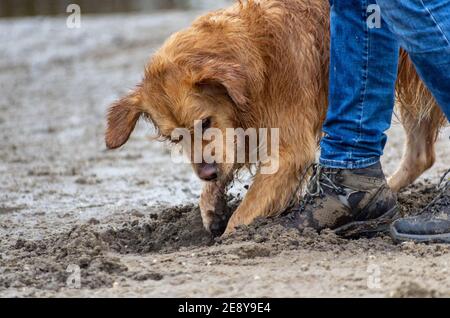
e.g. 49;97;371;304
105;24;263;182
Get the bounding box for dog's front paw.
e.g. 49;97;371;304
200;188;230;237
200;205;230;237
207;212;230;237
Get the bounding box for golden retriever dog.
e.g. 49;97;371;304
105;0;447;236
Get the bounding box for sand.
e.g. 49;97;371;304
0;11;449;298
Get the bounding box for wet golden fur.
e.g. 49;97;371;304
106;0;447;234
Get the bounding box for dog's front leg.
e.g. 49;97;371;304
200;179;232;237
224;151;313;235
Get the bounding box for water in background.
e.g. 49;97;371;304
0;0;233;18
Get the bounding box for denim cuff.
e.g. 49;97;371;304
319;157;381;169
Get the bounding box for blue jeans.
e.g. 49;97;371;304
320;0;450;169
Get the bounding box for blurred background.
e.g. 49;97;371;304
0;0;231;18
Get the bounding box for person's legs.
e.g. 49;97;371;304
320;0;400;169
376;0;450;120
373;0;450;243
286;0;450;239
285;0;401;236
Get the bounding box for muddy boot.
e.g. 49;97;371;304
390;170;450;244
283;162;399;238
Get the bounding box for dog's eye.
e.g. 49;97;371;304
202;117;212;131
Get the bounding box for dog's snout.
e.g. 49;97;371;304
197;163;218;181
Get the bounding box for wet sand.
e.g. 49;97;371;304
0;11;449;298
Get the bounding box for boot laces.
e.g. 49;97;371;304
438;169;450;191
296;164;346;213
420;169;450;215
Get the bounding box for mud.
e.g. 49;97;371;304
1;182;449;295
102;205;215;254
0;11;449;298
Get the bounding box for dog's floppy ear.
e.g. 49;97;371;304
105;88;143;149
197;61;249;108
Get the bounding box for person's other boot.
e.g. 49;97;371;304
390;170;450;244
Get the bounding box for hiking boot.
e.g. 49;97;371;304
390;170;450;244
283;162;399;238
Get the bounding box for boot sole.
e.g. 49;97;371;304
390;226;450;244
333;206;400;238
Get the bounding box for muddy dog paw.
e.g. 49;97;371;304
199;182;232;237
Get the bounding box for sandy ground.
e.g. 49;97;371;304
0;11;449;298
